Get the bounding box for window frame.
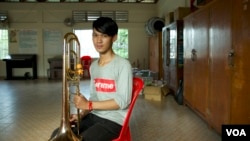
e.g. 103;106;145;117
0;29;9;59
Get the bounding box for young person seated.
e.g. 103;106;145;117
50;17;133;141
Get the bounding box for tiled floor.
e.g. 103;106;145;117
0;79;221;141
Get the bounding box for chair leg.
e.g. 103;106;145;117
87;69;90;78
82;68;90;79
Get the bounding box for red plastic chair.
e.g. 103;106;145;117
80;55;92;78
112;77;144;141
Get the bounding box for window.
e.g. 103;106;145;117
113;29;129;58
74;29;128;58
73;11;128;23
74;29;99;58
0;29;9;59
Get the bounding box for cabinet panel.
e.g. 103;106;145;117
184;7;210;119
231;0;250;124
149;36;159;73
208;0;233;133
192;7;210;118
149;32;163;79
183;16;195;106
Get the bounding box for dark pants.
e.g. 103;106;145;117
50;113;122;141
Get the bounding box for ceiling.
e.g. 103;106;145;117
0;0;158;3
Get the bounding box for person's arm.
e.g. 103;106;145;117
91;99;120;110
112;60;133;110
74;95;120;111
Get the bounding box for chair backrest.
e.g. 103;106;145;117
81;55;92;67
114;77;144;140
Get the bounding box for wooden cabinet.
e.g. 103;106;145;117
162;20;184;94
149;32;163;80
184;0;250;134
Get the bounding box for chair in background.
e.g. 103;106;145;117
80;55;92;78
112;77;144;141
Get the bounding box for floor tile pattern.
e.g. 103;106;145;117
0;79;221;141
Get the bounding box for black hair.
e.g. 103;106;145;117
92;17;118;36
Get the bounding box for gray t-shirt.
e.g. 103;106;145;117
89;55;133;125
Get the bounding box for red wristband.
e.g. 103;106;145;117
88;101;93;111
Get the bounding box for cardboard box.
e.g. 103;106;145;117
143;85;170;101
174;7;191;21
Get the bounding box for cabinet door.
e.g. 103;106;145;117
149;35;159;73
169;24;178;92
208;0;233;133
158;32;163;80
192;7;210;118
231;0;250;124
184;16;195;106
162;27;170;85
149;32;163;80
163;23;177;93
163;21;183;94
184;7;210;118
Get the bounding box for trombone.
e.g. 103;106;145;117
49;32;83;141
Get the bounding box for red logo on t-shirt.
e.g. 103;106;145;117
94;78;116;93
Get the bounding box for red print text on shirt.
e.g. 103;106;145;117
94;78;116;93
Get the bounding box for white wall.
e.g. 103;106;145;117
0;1;188;78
